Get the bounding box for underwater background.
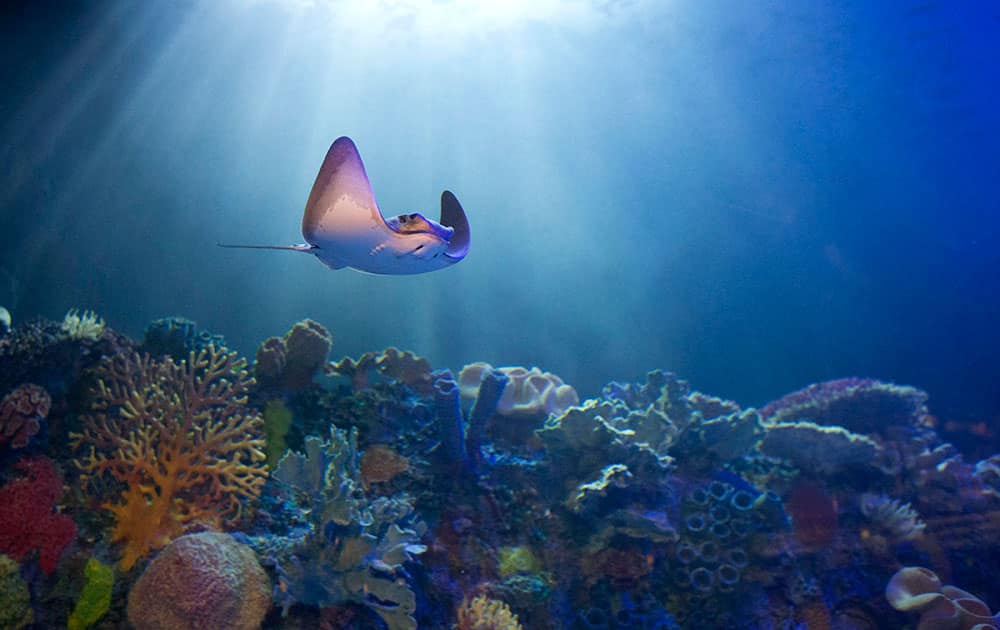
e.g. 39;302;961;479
1;1;999;629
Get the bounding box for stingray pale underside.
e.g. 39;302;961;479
220;136;470;275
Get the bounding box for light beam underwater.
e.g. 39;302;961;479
220;136;470;275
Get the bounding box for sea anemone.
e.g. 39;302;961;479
860;494;926;541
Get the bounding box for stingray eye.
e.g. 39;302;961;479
399;215;408;223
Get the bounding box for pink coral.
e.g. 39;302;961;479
887;566;1000;629
0;457;76;573
0;383;50;449
127;532;271;630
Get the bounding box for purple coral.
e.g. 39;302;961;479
127;532;271;630
760;378;929;435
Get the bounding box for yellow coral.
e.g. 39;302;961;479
71;347;268;570
457;595;523;630
60;309;105;341
497;546;541;578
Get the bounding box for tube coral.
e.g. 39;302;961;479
71;347;268;569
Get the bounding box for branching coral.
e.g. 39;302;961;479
71;347;268;569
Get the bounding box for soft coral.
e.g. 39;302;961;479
0;456;76;573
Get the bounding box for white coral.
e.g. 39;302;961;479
61;308;105;341
860;493;926;540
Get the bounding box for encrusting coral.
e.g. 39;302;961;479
0;552;33;629
760;377;929;435
71;346;268;569
0;382;50;449
127;531;271;630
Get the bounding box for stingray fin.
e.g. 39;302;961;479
440;190;470;260
302;136;387;244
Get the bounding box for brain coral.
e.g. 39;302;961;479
127;532;271;630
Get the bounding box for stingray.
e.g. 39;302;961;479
220;136;470;274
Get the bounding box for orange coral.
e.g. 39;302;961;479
71;347;268;570
360;444;410;490
457;595;523;630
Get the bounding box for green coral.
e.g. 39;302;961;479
0;553;32;630
263;399;293;468
498;546;542;578
68;558;114;630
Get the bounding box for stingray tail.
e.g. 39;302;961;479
217;242;316;252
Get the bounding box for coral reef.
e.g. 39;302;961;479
4;312;1000;629
127;531;271;630
71;347;268;569
0;456;76;573
268;427;426;630
0;382;49;449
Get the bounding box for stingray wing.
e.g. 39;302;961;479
301;136;390;246
440;190;470;262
